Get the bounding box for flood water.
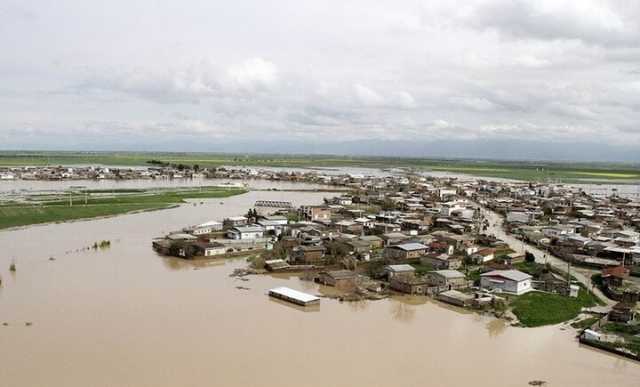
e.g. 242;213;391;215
0;177;328;194
0;184;639;387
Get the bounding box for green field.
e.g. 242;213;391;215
511;287;600;327
1;151;640;183
0;187;246;230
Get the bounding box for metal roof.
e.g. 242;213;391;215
481;270;532;282
433;270;465;279
385;264;416;272
394;242;428;251
269;287;319;303
233;226;264;233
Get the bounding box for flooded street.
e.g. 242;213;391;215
0;185;639;386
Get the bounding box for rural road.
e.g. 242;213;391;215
479;206;615;307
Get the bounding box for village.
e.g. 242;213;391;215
150;169;640;361
0;163;373;184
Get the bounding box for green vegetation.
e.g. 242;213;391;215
602;322;640;355
465;268;482;284
511;287;600;327
9;261;16;272
570;316;600;330
0;187;246;230
410;262;434;276
602;322;640;336
92;240;112;249
1;151;639;183
513;261;546;277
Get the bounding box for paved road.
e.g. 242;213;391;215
479;207;615;306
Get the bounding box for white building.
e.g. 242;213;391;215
188;220;223;235
227;226;264;240
480;270;532;295
203;243;227;256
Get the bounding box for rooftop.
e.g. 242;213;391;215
481;270;532;282
392;242;428;251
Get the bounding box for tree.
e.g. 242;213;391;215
525;251;536;263
326;241;349;260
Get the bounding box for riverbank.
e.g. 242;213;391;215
0;186;247;230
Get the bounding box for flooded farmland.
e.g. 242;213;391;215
0;183;639;387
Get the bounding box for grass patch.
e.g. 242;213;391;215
410;262;434;276
570;316;600;330
511;287;599;327
0;187;246;230
513;261;546;277
602;322;640;336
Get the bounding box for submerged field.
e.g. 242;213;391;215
1;151;640;183
0;187;246;230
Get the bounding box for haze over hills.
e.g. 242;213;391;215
2;139;639;163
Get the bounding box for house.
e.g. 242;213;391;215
194;241;227;257
609;302;636;323
384;243;428;260
437;290;474;307
354;217;374;229
264;259;291;271
472;248;496;263
317;270;357;290
299;205;332;221
358;235;384;249
166;233;198;242
602;265;630;287
425;270;467;290
480;270;532;295
292;245;326;265
420;253;462;270
384;264;416;279
186;220;223;235
334;220;362;234
608;292;638;323
390;274;428;294
226;226;264;240
381;232;409;246
257;216;288;235
223;216;248;228
376;223;402;234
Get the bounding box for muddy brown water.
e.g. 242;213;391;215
0;187;639;387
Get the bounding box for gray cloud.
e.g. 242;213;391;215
0;0;639;160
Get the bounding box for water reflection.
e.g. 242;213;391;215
486;319;508;338
346;300;369;312
389;299;416;323
268;297;320;313
161;256;227;271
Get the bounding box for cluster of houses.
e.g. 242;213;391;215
0;165;203;180
150;170;639;327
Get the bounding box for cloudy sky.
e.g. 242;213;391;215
2;0;640;161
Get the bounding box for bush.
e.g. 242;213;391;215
525;251;536;263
